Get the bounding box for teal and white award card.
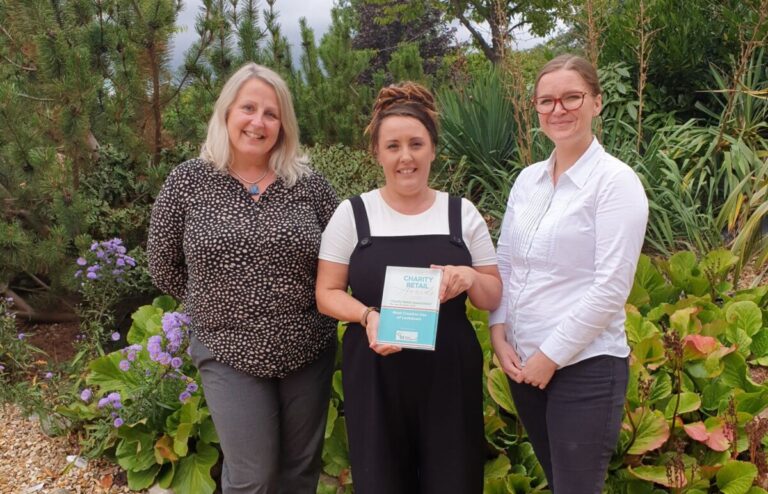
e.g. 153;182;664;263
377;266;442;350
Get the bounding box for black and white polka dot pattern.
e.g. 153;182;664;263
148;158;339;378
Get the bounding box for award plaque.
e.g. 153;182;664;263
377;266;442;350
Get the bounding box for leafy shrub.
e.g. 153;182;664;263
318;249;768;493
308;144;382;199
59;296;219;492
435;67;530;228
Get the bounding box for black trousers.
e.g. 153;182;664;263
509;355;628;494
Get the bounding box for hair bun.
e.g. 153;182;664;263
371;82;437;118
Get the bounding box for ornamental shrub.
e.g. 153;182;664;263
58;297;219;493
308;144;382;200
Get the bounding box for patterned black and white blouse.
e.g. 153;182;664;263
147;158;339;378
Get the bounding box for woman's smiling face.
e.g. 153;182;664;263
535;69;602;148
375;115;436;197
227;78;281;166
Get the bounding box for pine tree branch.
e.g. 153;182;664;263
3;55;35;71
13;92;55;102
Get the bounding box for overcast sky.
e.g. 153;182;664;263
171;0;336;70
170;0;546;70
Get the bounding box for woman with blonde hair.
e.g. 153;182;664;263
316;82;501;493
491;54;648;493
148;63;338;493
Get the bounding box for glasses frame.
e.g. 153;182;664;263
532;91;589;115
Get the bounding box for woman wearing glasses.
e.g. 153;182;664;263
490;54;648;493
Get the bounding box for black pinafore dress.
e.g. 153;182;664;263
342;195;484;494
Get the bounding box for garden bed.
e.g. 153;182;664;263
0;404;140;494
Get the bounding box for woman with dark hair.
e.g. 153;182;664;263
316;82;501;494
148;63;338;493
490;54;648;494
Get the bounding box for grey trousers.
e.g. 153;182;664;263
191;335;336;494
508;355;628;494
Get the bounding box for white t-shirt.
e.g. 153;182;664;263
319;190;497;266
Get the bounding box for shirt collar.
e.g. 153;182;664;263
536;137;604;189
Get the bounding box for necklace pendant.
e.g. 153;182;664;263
249;184;261;195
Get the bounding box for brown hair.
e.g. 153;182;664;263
534;54;602;97
365;82;439;154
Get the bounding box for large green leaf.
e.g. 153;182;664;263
646;372;671;403
487;367;515;414
625;408;670;455
127;305;164;344
152;295;177;313
664;392;702;418
86;351;141;393
629;464;687;488
746;487;768;494
116;425;158;473
631;255;670;306
720;352;761;392
699;249;738;282
633;335;666;368
322;417;350;477
716;460;758;494
126;464;162;490
166;396;203;456
735;390;768;415
667;251;709;296
626;309;660;345
170;441;219;494
332;370;344;401
325;402;338;439
484;455;511;480
726;301;763;337
670;307;700;336
483;477;512;494
749;329;768;357
198;415;219;444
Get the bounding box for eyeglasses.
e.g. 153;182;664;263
533;92;588;114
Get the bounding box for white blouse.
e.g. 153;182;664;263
319;190;497;267
490;138;648;368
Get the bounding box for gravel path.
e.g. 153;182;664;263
0;405;143;494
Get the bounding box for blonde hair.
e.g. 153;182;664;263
534;54;602;98
365;82;439;154
201;63;309;187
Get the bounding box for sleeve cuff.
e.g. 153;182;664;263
488;306;506;326
538;337;574;368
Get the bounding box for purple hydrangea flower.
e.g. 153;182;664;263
80;388;92;402
170;357;183;369
76;257;87;266
97;397;110;408
119;360;131;371
86;271;99;280
186;382;198;393
179;391;192;402
111;332;120;341
113;417;124;428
